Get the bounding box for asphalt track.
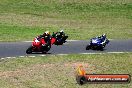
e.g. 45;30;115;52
0;40;132;58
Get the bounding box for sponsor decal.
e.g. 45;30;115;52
75;65;131;85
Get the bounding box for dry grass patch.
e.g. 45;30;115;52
0;13;88;29
0;61;95;88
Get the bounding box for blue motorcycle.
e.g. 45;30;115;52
86;37;109;51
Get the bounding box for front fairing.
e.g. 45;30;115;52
91;38;102;45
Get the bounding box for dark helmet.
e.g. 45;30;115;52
98;36;102;39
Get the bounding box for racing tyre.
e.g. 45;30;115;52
26;46;32;54
100;47;104;51
86;45;91;50
42;51;47;54
41;45;51;54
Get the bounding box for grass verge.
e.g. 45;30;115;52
0;0;132;41
0;53;132;88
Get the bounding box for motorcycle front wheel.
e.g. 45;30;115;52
86;45;91;50
26;45;32;54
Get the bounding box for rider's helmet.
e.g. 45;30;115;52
102;34;106;38
44;31;50;36
60;30;64;33
43;31;51;41
98;36;102;39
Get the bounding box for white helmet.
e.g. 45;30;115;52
60;30;64;33
102;34;106;38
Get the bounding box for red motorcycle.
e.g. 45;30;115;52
26;37;56;54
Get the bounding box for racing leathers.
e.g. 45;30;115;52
36;34;51;46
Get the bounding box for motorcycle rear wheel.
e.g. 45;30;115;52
41;45;51;53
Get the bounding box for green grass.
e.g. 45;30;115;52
0;53;132;88
0;0;132;41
